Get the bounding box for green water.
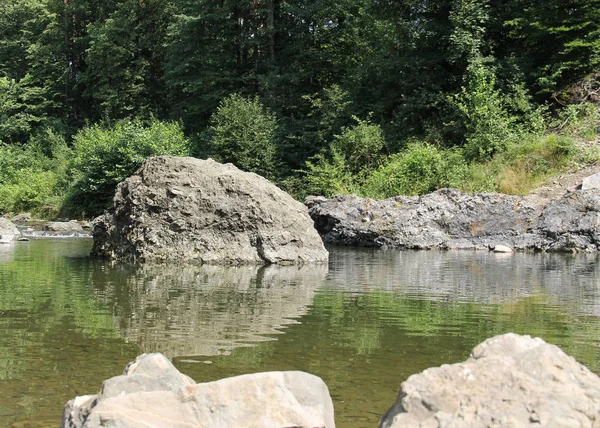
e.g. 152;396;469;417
1;239;600;427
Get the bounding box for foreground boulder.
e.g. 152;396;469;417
307;186;600;252
380;333;600;427
92;156;328;264
0;218;20;243
62;353;335;428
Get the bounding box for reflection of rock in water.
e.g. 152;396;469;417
90;263;327;358
326;248;600;314
0;243;15;263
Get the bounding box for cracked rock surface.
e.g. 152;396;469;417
92;156;328;264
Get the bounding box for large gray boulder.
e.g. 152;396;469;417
0;218;20;243
62;353;335;428
91;156;328;264
306;189;541;250
307;185;600;252
380;333;600;428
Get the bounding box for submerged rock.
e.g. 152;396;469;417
0;218;20;243
307;184;600;252
62;353;335;428
91;156;328;264
380;333;600;428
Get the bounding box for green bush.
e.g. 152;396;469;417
363;143;468;199
208;94;278;179
303;149;358;198
0;131;69;216
331;117;386;175
302;118;386;197
550;102;599;141
68;119;190;217
451;59;543;161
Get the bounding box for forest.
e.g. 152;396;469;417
1;0;599;218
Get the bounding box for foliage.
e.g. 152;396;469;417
0;129;70;216
303;118;386;197
363;143;469;199
0;0;599;214
451;59;529;160
84;0;174;122
549;102;599;141
208;94;278;179
68;119;190;217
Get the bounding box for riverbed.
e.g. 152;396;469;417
1;238;599;427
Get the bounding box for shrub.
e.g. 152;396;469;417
451;59;543;161
331;117;386;175
208;94;278;179
68;119;190;217
303;149;358;198
0;131;69;217
302;118;386;197
363;143;461;199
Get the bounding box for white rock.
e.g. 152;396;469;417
63;353;335;428
0;218;20;243
380;333;600;428
582;172;600;191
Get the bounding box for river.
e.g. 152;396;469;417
1;238;599;427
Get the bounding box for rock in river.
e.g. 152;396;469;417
307;184;600;252
306;189;541;250
91;156;328;264
62;353;335;428
380;333;600;428
0;218;20;243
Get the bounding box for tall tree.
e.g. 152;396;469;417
84;0;175;121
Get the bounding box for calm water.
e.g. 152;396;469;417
1;239;600;427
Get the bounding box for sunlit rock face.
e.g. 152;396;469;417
92;156;328;264
307;184;600;252
90;262;328;358
0;218;20;243
62;353;335;428
380;333;600;428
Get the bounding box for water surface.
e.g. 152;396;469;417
1;239;599;427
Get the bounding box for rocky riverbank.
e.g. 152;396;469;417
306;172;600;252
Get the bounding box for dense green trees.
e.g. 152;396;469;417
0;0;598;217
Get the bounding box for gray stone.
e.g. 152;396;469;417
62;353;335;428
529;190;600;252
307;189;540;250
91;156;328;264
11;213;32;222
44;220;84;234
582;172;600;191
380;333;600;428
307;184;600;252
492;244;513;253
0;218;20;243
